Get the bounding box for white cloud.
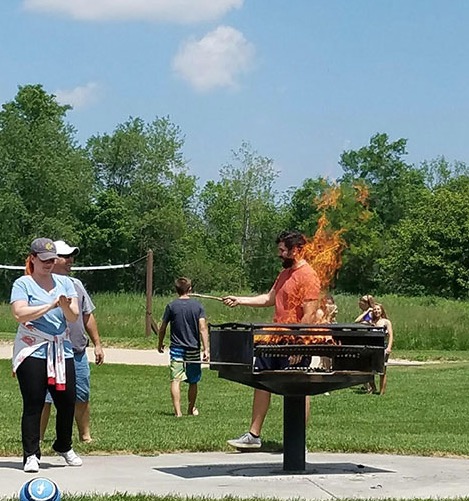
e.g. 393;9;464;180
23;0;243;23
172;26;255;92
54;82;101;110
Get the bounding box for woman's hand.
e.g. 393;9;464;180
57;295;71;308
57;296;79;322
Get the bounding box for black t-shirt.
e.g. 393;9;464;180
162;298;206;349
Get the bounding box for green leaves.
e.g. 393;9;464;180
199;142;282;291
378;182;469;297
0;84;92;265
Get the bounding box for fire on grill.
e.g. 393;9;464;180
210;322;385;381
253;328;335;346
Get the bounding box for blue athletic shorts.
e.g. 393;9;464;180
45;350;90;403
169;346;201;384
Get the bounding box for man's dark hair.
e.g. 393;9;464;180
175;277;192;295
276;230;307;251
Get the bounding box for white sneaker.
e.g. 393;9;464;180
227;432;262;449
24;455;39;473
57;448;82;466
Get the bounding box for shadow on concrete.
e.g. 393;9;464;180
0;459;66;470
155;461;393;478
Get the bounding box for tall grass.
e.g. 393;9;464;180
1;292;468;351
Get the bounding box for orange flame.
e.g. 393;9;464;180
302;213;346;294
254;332;335;345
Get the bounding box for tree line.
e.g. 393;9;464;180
0;84;468;300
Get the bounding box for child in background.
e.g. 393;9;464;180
368;303;394;395
354;294;375;323
157;277;209;417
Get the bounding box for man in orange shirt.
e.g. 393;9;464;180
223;230;320;449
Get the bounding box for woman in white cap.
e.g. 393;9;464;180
10;238;82;473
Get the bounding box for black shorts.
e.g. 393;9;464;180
254;356;311;371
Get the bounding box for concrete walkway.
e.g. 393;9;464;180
0;342;168;366
1;451;469;499
0;342;425;367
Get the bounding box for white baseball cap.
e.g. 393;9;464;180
53;240;80;257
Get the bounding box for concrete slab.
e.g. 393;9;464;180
1;452;469;499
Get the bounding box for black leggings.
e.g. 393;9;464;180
16;356;76;461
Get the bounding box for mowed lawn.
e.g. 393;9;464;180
0;359;467;458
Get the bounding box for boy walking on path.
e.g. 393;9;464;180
157;278;209;417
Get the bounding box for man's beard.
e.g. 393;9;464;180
281;257;295;269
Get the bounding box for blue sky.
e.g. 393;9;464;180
1;1;468;191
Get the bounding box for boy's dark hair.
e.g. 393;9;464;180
175;277;192;295
276;230;307;251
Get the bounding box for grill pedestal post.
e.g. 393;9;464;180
283;396;306;472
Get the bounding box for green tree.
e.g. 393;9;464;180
340;133;426;227
85;116;201;293
200;142;282;291
285;177;330;236
0;84;93;297
377;176;469;298
419;156;469;190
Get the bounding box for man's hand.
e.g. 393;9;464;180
157;343;165;353
222;296;240;307
202;349;209;362
94;345;104;365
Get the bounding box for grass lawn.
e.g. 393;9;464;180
1;360;468;458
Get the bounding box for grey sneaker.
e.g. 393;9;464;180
57;448;82;466
24;454;40;473
227;432;262;449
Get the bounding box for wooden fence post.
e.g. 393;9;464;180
145;249;154;337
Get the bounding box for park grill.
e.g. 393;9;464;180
209;322;386;472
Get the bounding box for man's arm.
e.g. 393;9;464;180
199;317;209;361
157;321;168;353
83;313;104;365
222;287;276;308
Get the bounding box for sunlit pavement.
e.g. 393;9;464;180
1;452;469;499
